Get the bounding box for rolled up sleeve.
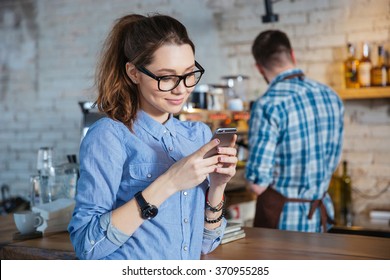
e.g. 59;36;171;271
201;218;227;254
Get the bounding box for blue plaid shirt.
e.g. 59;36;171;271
246;68;344;232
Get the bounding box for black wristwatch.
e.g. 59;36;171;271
134;191;158;220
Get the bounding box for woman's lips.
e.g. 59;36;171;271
166;98;184;105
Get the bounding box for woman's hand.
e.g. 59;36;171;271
208;134;238;189
163;135;237;193
205;134;237;229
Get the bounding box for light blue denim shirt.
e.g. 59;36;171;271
68;111;226;259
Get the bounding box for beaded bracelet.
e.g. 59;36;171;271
205;188;225;213
205;209;225;224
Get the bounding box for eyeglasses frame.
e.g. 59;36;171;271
136;61;205;92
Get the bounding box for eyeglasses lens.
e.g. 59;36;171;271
159;71;202;91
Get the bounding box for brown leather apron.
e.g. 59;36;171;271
253;187;334;232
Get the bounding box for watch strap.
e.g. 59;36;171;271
134;191;148;206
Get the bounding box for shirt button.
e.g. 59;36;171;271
183;245;188;251
184;218;188;223
91;240;95;245
163;130;167;134
183;191;188;196
147;173;152;178
169;147;173;151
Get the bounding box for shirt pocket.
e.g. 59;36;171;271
128;163;170;212
129;163;169;183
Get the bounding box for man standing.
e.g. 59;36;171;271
245;30;344;232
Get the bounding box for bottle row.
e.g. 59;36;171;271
344;42;390;88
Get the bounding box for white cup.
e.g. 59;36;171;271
227;98;244;111
13;210;44;235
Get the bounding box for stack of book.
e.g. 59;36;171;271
369;208;390;224
221;222;246;244
32;198;75;235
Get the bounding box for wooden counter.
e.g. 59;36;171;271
0;213;75;259
0;214;389;260
203;227;389;260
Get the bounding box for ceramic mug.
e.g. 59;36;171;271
13;210;44;235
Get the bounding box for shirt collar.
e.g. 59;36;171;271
268;68;304;88
135;110;177;140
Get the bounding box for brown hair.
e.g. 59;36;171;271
251;30;293;70
94;14;195;130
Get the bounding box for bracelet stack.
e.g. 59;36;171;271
204;188;225;223
205;209;225;223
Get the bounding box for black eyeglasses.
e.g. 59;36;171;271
136;61;205;92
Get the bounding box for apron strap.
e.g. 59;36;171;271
286;192;334;232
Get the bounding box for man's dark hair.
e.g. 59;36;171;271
251;30;293;69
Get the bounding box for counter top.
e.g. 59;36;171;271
329;214;390;238
0;214;75;260
1;214;389;260
203;227;389;260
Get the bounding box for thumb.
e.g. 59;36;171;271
198;138;220;159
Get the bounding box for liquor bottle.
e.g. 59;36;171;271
344;43;359;88
358;43;372;87
387;46;390;86
371;45;388;86
340;161;352;226
328;173;342;225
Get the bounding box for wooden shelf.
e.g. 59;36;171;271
336;87;390;100
177;109;249;133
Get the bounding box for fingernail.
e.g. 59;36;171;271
215;138;220;144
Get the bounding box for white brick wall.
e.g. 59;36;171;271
0;0;389;214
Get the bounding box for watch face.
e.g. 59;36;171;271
142;205;158;220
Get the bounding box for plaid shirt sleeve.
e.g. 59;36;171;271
245;99;283;186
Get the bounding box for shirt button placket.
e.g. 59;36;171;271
182;191;190;258
163;129;175;157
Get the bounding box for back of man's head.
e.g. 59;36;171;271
252;30;293;70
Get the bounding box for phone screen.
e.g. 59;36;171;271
204;127;237;158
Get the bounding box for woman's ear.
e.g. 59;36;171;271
126;62;139;84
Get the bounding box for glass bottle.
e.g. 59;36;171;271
358;43;372;87
340;161;352;226
37;147;54;203
371;45;388;87
328;174;342;225
386;46;390;86
344;43;360;88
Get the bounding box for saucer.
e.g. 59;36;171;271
12;231;42;240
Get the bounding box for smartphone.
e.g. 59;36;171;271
204;127;237;158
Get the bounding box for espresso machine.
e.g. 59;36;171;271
78;101;105;141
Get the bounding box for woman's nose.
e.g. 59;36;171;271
171;79;187;94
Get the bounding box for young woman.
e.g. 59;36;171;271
68;14;237;260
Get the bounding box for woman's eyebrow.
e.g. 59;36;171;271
156;64;196;74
